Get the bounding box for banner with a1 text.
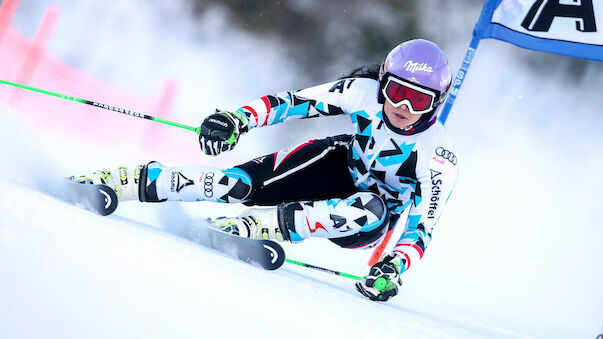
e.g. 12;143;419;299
474;0;603;61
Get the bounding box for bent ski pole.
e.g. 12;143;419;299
0;79;201;134
285;258;366;280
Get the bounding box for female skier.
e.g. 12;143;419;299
74;39;458;302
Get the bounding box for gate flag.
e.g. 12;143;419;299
474;0;603;61
439;0;602;123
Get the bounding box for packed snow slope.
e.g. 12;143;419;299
1;177;527;339
1;1;602;338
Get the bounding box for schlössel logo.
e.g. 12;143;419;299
428;169;442;219
170;171;194;193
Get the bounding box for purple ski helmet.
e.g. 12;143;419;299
378;39;452;116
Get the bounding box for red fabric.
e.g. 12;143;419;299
261;96;271;126
242;105;259;126
397;243;424;258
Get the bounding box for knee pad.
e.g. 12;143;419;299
352;192;388;231
279;191;389;247
329;192;389;249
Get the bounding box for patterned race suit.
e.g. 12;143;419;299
234;77;458;274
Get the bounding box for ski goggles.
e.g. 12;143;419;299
382;75;439;115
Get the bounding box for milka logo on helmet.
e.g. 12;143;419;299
404;61;433;73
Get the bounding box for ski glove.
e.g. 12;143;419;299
355;254;403;302
199;110;249;156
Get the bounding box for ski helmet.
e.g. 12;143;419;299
378;39;452;117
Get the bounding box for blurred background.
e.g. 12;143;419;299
0;1;602;338
189;0;597;82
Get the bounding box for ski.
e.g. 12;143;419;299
50;180;284;269
50;180;118;216
201;228;285;270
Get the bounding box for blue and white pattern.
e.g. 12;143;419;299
285;191;389;249
238;78;458;272
150;163;253;204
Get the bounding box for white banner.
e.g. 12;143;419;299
474;0;603;61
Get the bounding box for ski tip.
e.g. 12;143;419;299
54;180;119;216
260;240;285;270
96;185;118;216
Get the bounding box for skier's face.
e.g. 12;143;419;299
383;100;422;129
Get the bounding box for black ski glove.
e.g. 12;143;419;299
199;110;248;156
355;254;403;302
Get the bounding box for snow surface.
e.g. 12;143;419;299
1;1;602;338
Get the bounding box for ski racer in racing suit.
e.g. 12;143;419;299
73;39;458;302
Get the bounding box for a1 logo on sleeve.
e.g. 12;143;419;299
328;79;356;93
433;147;457;166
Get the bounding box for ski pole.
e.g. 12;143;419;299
0;79;201;134
286;259;392;292
285;258;366;280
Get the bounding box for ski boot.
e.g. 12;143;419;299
70;165;144;202
213;207;291;242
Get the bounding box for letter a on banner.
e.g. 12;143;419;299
521;0;597;32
